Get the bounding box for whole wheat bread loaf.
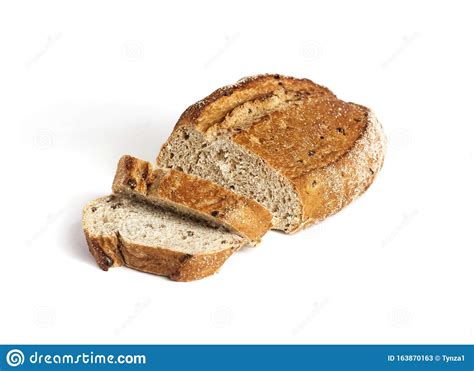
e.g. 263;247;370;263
113;155;272;244
157;74;386;232
83;195;245;281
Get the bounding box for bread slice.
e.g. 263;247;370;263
83;195;245;281
157;74;386;233
112;155;272;244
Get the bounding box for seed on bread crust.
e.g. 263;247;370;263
127;178;137;189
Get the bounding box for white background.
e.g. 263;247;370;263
0;0;473;344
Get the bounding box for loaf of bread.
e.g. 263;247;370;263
157;74;386;232
83;74;386;281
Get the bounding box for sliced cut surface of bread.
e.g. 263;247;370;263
112;155;272;244
157;74;386;233
83;195;244;281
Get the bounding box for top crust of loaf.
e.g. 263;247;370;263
176;74;334;132
113;155;272;243
160;74;386;230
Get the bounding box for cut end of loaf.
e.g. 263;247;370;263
157;127;302;231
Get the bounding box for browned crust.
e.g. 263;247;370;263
174;74;334;132
157;74;386;232
84;232;122;270
112;155;272;243
292;109;386;232
83;229;235;282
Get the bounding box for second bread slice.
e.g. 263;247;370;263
112;155;272;244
